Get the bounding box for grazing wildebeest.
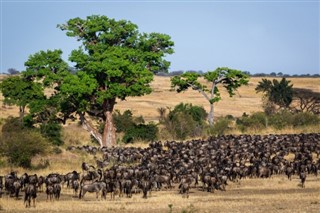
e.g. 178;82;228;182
79;181;106;200
53;183;61;200
139;179;152;199
299;171;306;188
13;179;22;199
72;179;80;196
24;184;37;208
38;176;45;192
46;184;54;201
178;182;190;198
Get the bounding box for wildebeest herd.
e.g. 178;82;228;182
0;133;319;207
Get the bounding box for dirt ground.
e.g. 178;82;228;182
1;175;319;213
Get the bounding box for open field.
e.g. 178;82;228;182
0;175;319;213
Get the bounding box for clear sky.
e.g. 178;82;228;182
1;0;319;75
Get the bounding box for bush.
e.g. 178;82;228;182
40;122;63;146
269;110;293;130
0;130;49;168
236;112;267;132
208;117;231;136
291;112;320;127
163;103;207;140
122;123;158;143
112;109;158;143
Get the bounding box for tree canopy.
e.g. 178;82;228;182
9;15;174;147
255;78;293;110
171;67;249;126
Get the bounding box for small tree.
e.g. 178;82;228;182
171;67;249;126
292;88;320;114
255;78;293;111
0;76;44;120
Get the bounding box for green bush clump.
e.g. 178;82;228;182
291;112;320;127
208;117;232;136
123;123;158;143
0;117;49;168
40;122;63;146
163;103;207;140
113;110;158;143
236;112;267;132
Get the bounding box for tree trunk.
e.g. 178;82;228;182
79;113;103;147
102;98;117;147
208;103;214;126
102;110;116;147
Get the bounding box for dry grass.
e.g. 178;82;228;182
0;175;319;213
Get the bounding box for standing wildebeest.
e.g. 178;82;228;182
53;183;61;200
46;184;54;201
79;181;106;200
24;184;37;208
300;171;307;188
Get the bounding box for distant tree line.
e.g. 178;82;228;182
156;70;320;77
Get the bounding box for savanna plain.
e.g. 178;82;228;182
0;76;320;213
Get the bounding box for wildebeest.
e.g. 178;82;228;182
79;181;106;200
24;184;37;208
299;171;307;188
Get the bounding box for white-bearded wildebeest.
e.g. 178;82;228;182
24;184;37;208
79;181;107;200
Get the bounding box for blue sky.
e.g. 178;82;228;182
1;0;319;75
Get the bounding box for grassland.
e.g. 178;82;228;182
0;76;320;212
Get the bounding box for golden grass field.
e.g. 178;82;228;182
0;175;319;213
0;76;320;212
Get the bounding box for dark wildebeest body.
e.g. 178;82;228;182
53;183;61;200
24;184;37;208
300;171;306;188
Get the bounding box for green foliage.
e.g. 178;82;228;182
123;123;158;144
163;103;207;140
291;112;320;127
112;110;157;143
113;110;137;133
0;75;45;117
208;117;232;136
269;110;293;130
40;122;63;146
256;78;293;110
235;110;320;132
0;117;49;168
236;112;268;132
171;67;249;125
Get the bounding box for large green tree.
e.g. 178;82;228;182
171;67;249;126
56;15;174;147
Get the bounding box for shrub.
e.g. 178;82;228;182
122;123;158;143
269;110;293;130
236;112;267;132
113;110;136;133
291;112;320;127
0;130;49;168
163;103;207;140
40;122;63;146
208;117;231;136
